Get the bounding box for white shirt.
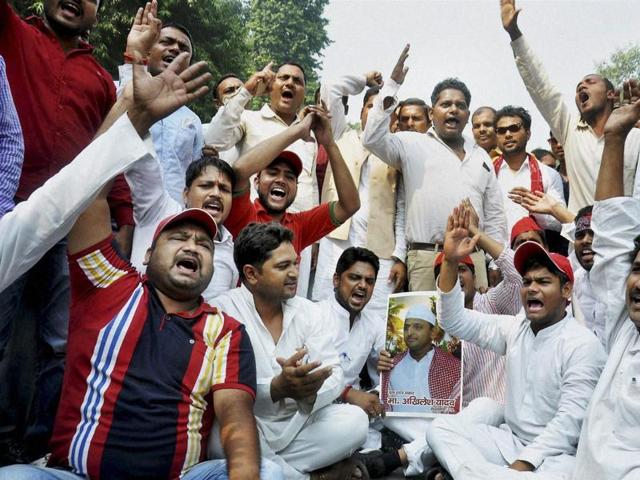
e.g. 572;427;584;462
495;156;566;233
573;265;606;346
362;78;507;245
317;295;385;389
0;115;151;293
511;36;640;213
389;349;434;413
124;154;238;301
573;197;640;479
204;87;318;213
439;281;606;469
212;286;343;452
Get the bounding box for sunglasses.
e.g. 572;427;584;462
496;123;523;135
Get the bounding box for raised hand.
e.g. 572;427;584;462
308;101;335;146
365;70;384;88
390;44;410;85
509;187;553;214
244;62;275;97
126;0;161;59
605;79;640;138
272;348;333;401
128;52;212;135
444;206;480;263
500;0;522;40
461;198;480;234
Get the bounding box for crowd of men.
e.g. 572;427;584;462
0;0;638;478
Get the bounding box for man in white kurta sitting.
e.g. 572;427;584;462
427;207;606;479
211;222;368;480
571;78;640;480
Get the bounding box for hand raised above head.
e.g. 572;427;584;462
126;0;161;58
390;44;410;85
128;53;212;134
365;70;384;88
500;0;522;40
605;79;640;138
245;62;275;97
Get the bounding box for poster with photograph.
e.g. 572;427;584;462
380;291;463;417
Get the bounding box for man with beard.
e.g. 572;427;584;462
427;207;605;479
118;4;204;203
493;105;566;234
397;98;431;133
501;0;640;213
126;154;238;301
471;106;501;161
571;77;640;480
212;223;368;480
204;61;320;296
363;44;507;291
224;104;360;260
0;0;128;461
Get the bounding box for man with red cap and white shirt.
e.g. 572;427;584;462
225;104;360;263
427;206;605;479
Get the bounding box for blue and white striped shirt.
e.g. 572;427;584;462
0;55;24;217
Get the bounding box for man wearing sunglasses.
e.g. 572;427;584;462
492;105;566;235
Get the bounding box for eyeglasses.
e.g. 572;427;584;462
496;123;523;135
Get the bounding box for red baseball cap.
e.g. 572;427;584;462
434;252;475;270
152;208;218;244
510;216;543;246
513;241;574;283
268;150;303;178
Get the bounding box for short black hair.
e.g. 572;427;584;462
431;78;471;107
532;148;554;160
335;247;380;277
631;235;640;263
471;106;496;121
521;257;569;286
213;73;242;102
496;105;532;130
234;222;294;280
434;261;475;280
278;61;306;82
398;97;430;117
363;86;380;107
162;22;194;51
574;205;593;225
185;155;236;190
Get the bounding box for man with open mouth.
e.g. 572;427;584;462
427;206;605;479
502;0;640;215
363;44;508;293
117;5;204;204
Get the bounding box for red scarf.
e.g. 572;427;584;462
493;153;544;193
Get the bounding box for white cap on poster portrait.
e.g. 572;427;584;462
404;304;436;327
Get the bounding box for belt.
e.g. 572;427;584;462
409;242;443;251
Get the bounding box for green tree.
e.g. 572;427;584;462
596;43;640;86
247;0;331;106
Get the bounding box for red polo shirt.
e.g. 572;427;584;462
0;2;132;226
225;190;341;253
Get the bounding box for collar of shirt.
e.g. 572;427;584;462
528;313;571;341
217;225;234;244
629;331;640;354
327;293;361;328
251;196;295;225
238;283;296;332
25;15;94;54
259;103;300;126
143;279;218;320
496;153;533;175
426;129;480;164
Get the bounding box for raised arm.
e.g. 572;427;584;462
68;54;212;255
501;0;572;144
362;45;410;170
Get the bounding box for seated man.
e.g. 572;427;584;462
572;78;640;479
225;105;360;260
427;207;606;479
212;223;368;479
126;154;238;300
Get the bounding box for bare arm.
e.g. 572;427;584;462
214;389;261;480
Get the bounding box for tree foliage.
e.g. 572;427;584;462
11;0;332;117
596;43;640;86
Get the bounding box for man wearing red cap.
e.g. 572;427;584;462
427;207;605;479
510;216;546;250
225;103;360;261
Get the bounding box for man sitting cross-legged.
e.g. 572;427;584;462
211;223;369;480
426;207;606;479
0;55;281;480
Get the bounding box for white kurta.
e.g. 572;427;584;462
436;281;605;470
316;295;385;390
0;115;152;293
389;350;434;414
572;266;606;346
125;154;238;301
573;197;640;479
510;35;640;213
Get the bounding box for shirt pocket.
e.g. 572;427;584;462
612;376;640;448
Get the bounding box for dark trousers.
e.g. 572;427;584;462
0;239;69;459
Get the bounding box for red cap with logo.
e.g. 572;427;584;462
152;208;218;244
269;150;303;178
513;241;574;284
